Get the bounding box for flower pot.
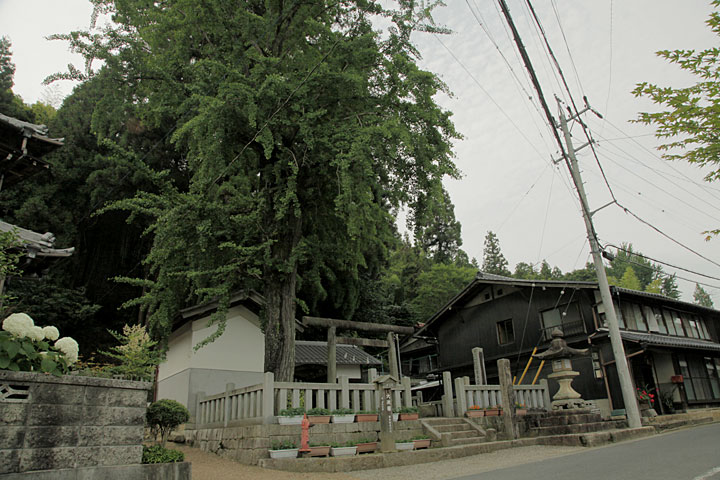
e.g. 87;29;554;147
355;413;378;422
269;448;298;459
277;415;304;425
515;408;527;416
331;414;355;424
308;445;330;457
399;413;419;421
484;408;500;416
356;441;377;454
393;412;400;422
395;442;414;451
466;410;484;418
413;439;431;450
331;446;357;457
308;415;331;425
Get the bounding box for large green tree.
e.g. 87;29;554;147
58;0;460;380
481;231;511;276
693;283;714;308
633;1;720;236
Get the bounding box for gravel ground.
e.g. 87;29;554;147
177;444;584;480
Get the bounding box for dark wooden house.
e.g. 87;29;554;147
401;272;720;416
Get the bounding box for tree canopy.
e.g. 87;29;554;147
481;231;511;276
633;1;720;236
54;0;461;380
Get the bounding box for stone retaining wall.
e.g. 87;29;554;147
186;420;424;465
0;370;151;475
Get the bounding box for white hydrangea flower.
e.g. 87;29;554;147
55;337;79;364
2;313;35;338
42;326;60;341
27;326;45;342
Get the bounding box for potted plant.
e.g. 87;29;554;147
277;407;305;425
307;407;331;425
412;435;431;450
466;405;484;418
330;440;358;457
515;403;527;416
355;438;378;454
484;405;501;416
394;439;414;451
269;440;299;459
331;408;355;423
355;410;379;422
308;442;331;457
398;406;419;421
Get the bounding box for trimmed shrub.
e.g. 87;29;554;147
146;399;190;447
142;444;184;464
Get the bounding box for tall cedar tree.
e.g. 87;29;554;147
693;283;714;308
481;231;511;276
57;1;460;380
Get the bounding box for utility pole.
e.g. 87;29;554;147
556;98;641;428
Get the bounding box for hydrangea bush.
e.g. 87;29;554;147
0;313;78;376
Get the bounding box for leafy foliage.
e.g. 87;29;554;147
141;444;184;464
0;331;70;376
146;399;190;448
101;324;161;381
0;228;23;311
633;2;720;236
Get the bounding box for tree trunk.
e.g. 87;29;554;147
262;214;301;381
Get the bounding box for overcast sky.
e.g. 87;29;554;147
1;0;719;304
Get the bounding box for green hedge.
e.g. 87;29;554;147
142;445;185;464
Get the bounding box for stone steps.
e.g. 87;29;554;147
448;436;487;447
421;418;488;448
433;423;476;433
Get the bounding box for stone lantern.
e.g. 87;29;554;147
533;328;591;410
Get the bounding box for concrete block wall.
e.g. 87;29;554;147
186;420;424;465
0;371;151;475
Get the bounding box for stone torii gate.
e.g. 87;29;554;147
301;316;415;382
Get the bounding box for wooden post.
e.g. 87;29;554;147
262;372;275;425
442;371;454;418
498;358;519;439
472;347;487;385
388;332;399;379
454;377;467;416
539;378;552;411
327;326;337;383
223;383;235;427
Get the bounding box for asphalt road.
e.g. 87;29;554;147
453;423;720;480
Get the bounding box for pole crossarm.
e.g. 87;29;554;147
302;316;415;335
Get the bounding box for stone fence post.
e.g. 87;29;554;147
340;376;350;409
262;372;275;425
454;376;467;415
472;347;487;385
194;391;206;427
442;371;454;417
498;358;519;439
540;378;552;411
223;383;235;427
402;376;412;407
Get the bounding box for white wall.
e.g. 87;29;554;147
157;322;192;381
189;304;264;372
337;364;361;380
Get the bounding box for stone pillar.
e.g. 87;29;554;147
402;376;412;407
194;391;206;427
388;332;399;379
539;378;552;411
442;371;454;417
498;358;519;439
454;377;467;415
327;326;337;383
339;375;350;409
374;375;398;452
472;347;487;385
262;371;275;425
223;383;235;427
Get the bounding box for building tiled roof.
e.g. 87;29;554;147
295;340;382;366
617;330;720;352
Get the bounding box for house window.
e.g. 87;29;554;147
619;302;648;331
496;319;514;345
540;303;585;340
592;351;603;379
652;307;667;334
677;354;720;402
